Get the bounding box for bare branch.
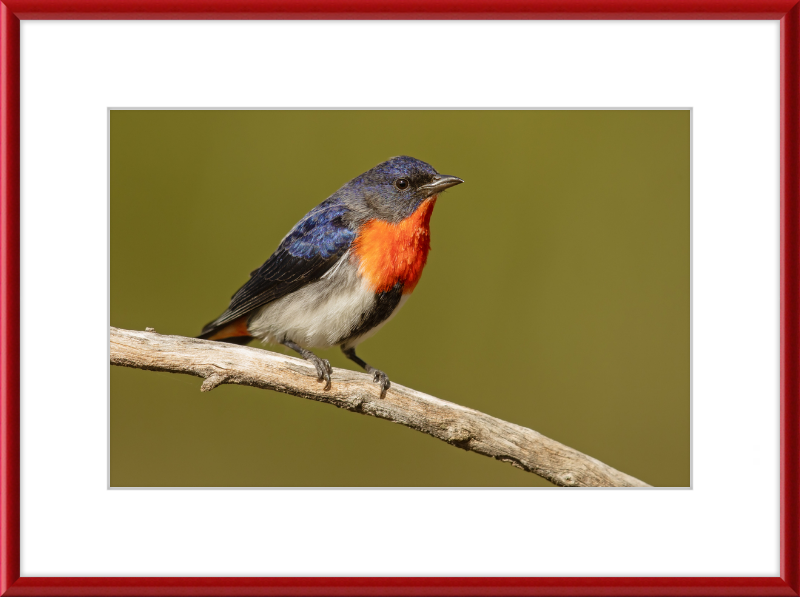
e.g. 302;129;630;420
110;327;650;487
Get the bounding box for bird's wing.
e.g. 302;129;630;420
200;203;356;335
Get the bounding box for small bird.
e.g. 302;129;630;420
199;156;463;395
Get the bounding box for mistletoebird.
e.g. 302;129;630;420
199;156;464;395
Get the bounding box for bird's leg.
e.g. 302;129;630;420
342;346;390;397
282;340;332;390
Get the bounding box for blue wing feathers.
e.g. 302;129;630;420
282;205;355;260
199;202;355;336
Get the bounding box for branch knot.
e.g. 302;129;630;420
201;373;227;392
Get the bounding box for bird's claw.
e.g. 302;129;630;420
372;370;390;397
311;357;332;391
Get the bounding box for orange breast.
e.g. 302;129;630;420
352;197;437;294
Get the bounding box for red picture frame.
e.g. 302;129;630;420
1;2;797;596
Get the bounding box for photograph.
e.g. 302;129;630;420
109;109;689;488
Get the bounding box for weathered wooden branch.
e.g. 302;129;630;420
110;326;650;487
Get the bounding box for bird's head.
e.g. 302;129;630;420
341;156;463;223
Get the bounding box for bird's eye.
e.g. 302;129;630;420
395;178;410;190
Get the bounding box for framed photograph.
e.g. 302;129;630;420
1;3;797;596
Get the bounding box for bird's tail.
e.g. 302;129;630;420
198;313;253;345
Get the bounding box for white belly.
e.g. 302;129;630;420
247;253;406;349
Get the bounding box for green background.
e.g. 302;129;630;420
110;110;689;487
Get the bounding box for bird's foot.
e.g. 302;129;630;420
309;355;332;391
372;370;391;398
282;340;333;391
340;346;389;398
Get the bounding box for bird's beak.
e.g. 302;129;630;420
420;175;464;194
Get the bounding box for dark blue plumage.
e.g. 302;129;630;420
281;203;355;260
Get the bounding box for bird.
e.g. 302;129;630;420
198;156;463;396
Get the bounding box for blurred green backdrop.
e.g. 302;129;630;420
110;110;689;487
